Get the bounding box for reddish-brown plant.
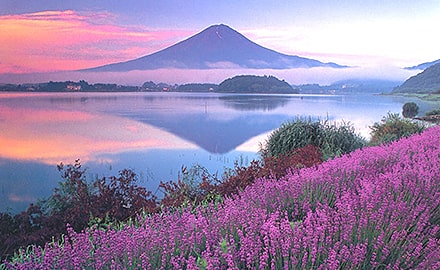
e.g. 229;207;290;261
217;144;323;196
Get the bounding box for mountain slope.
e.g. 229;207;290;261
405;59;440;70
84;24;346;72
393;62;440;93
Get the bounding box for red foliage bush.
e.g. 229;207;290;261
0;161;159;260
217;144;323;196
158;144;323;208
94;169;158;221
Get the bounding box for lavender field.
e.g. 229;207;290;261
4;126;440;269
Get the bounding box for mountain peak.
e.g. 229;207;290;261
201;24;235;33
202;24;239;40
84;24;347;72
206;23;231;29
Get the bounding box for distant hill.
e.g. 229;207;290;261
83;24;347;72
217;75;298;93
405;59;440;70
0;80;140;92
393;62;440;94
175;83;218;92
297;79;402;94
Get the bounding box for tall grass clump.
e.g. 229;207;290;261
3;125;439;269
262;117;366;160
369;112;427;146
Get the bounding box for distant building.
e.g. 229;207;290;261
66;84;81;91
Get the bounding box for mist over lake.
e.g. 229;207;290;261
0;92;436;213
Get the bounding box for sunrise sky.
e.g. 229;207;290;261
0;0;439;84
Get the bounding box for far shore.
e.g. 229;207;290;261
388;93;440;103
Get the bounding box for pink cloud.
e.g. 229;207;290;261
0;10;191;73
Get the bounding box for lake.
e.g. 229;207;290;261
0;92;436;213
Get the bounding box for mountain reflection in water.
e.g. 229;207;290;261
1;92;434;213
219;95;291;111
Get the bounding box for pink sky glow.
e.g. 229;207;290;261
0;10;191;73
0;3;438;85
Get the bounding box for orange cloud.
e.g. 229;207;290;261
0;10;191;73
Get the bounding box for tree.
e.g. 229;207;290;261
402;102;419;118
43;160;95;231
142;81;157;90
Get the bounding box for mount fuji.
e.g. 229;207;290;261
84;24;346;72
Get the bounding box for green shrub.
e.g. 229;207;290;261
262;118;366;160
402;102;419;118
369;112;426;146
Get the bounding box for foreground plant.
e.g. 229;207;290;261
0;160;158;261
369;112;426;146
3;126;439;269
262;118;366;160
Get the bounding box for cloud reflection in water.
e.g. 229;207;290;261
0;104;196;164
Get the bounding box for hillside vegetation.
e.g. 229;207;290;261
218;75;298;93
393;62;440;93
3;123;439;269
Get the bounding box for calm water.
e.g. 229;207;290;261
0;92;436;213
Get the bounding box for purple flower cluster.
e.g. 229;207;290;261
4;126;440;269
